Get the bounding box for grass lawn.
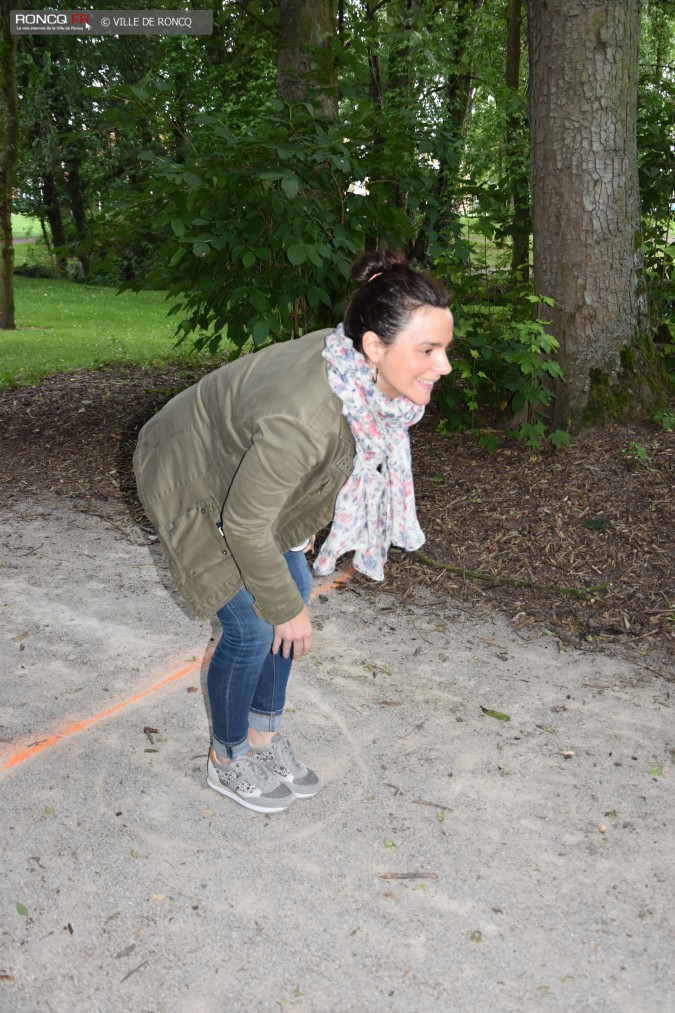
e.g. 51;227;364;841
1;276;223;388
11;214;42;240
2;214;228;386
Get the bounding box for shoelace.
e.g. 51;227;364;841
276;736;300;769
235;755;279;788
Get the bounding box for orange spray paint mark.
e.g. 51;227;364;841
1;567;353;774
0;660;201;773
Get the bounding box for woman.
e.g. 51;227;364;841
133;249;453;813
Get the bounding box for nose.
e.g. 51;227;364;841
437;351;452;375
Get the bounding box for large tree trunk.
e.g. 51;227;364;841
528;0;658;432
0;0;18;330
277;0;336;115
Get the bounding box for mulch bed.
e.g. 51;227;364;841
1;362;673;676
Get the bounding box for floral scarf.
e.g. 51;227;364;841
313;324;425;581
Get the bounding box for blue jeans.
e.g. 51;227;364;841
207;550;313;760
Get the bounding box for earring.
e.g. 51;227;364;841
371;364;379;384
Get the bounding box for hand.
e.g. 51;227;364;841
272;605;313;659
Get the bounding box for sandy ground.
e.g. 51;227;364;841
0;498;673;1013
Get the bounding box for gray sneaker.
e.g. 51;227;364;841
207;751;296;813
250;734;323;798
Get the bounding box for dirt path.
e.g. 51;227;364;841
1;497;673;1012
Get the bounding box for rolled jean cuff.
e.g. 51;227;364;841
248;708;282;733
213;733;249;761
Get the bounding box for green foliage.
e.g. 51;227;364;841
621;441;649;465
638;8;675;346
653;407;675;431
433;253;565;446
122;97;436;351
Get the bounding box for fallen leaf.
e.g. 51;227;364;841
151;894;166;902
130;849;139;859
15;903;28;917
480;707;511;722
12;632;30;643
187;686;198;693
0;975;15;983
43;806;55;817
582;518;608;530
469;930;482;943
383;839;397;853
379;872;438;880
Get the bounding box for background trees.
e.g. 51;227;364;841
4;0;674;436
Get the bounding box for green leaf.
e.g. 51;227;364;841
242;251;256;269
171;218;186;238
16;902;28;916
281;175;300;199
169;247;187;267
548;429;571;449
251;320;270;344
383;839;397;852
287;244;307;266
582;518;608;531
480;707;511;722
477;434;501;454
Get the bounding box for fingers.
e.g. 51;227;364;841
279;633;312;659
272;607;313;658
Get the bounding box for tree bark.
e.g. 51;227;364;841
41;171;67;275
277;0;336;115
0;0;18;330
528;0;656;432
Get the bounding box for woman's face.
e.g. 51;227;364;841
364;306;454;405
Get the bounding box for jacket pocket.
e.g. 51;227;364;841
165;496;229;578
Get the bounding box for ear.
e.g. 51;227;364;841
361;329;385;365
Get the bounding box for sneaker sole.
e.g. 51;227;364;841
207;772;295;813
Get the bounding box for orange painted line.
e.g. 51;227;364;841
0;660;201;773
1;566;354;775
311;565;354;597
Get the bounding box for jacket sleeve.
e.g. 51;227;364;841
220;414;324;625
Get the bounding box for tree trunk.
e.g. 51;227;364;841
277;0;336;115
528;0;658;432
41;171;68;275
64;157;90;278
0;0;18;330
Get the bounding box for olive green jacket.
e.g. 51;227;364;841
133;329;355;623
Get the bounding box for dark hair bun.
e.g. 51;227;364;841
350;248;408;287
